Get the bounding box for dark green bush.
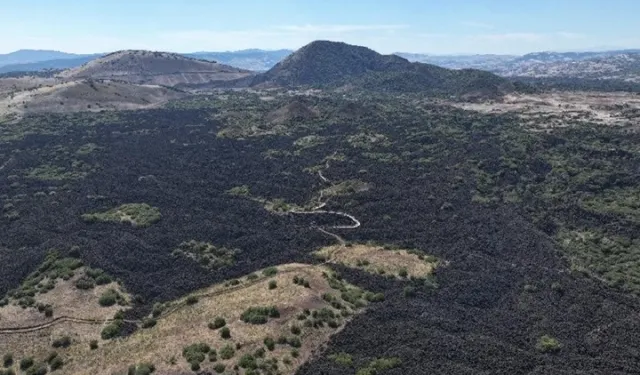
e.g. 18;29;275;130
89;340;98;350
240;306;280;324
264;336;275;351
2;353;13;367
208;317;226;330
127;363;155;375
262;267;278;277
213;363;226;373
291;325;301;335
49;356;63;371
51;336;71;348
98;289;122;307
185;295;199;305
101;321;122;340
268;280;277;290
219;345;235;360
182;343;210;364
19;358;34;370
141;318;157;329
25;365;47;375
238;354;257;369
398;267;408;278
220;326;231;339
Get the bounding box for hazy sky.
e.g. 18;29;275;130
1;0;639;55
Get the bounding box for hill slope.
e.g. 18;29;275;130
252;41;514;97
59;50;254;86
0;79;185;115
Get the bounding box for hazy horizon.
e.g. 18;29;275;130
1;0;640;55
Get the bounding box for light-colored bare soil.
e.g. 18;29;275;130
316;244;437;278
0;79;185;117
0;270;129;330
448;91;640;128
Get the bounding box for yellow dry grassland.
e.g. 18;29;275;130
316;244;438;278
0;263;373;375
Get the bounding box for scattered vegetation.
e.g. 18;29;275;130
536;335;562;353
241;306;281;324
81;203;161;227
172;240;237;269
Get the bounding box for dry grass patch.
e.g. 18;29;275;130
2;263;373;375
0;269;129;329
316;244;438;279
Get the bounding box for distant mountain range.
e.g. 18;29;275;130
0;49;294;73
3;46;640;82
397;50;640;81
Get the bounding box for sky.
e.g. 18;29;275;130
1;0;639;55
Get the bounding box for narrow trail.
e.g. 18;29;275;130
291;154;361;241
0;265;316;335
0;156;360;335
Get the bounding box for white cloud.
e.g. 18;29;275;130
460;21;495;30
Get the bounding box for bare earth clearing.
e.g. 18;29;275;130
448;91;640;128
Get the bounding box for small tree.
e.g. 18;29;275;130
220;327;231;339
268;280;277;290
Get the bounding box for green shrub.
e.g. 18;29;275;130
127;363;155;375
19;357;34;370
403;286;416;298
141;318;157;329
264;336;275;351
25;365;47;375
51;336;71;348
101;321;122;340
98;289;122;307
49;356;63;371
220;326;231;339
240;306;280;324
208;350;217;362
213;363;226;373
185;295;199;305
95;274;113;285
189;362;200;371
291;349;299;358
398;267;408;278
208;317;226;330
290;325;301;335
287;336;302;348
89;340;98;350
151;303;164;318
182;343;210;364
74;276;95;290
536;335;562;353
238;354;257;369
262;267;278;277
2;353;12;367
329;352;353;367
356;357;402;375
268;280;277;290
45;352;58;364
219;345;235;360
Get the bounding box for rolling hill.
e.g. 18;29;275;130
252;41;514;98
58;50;254;86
